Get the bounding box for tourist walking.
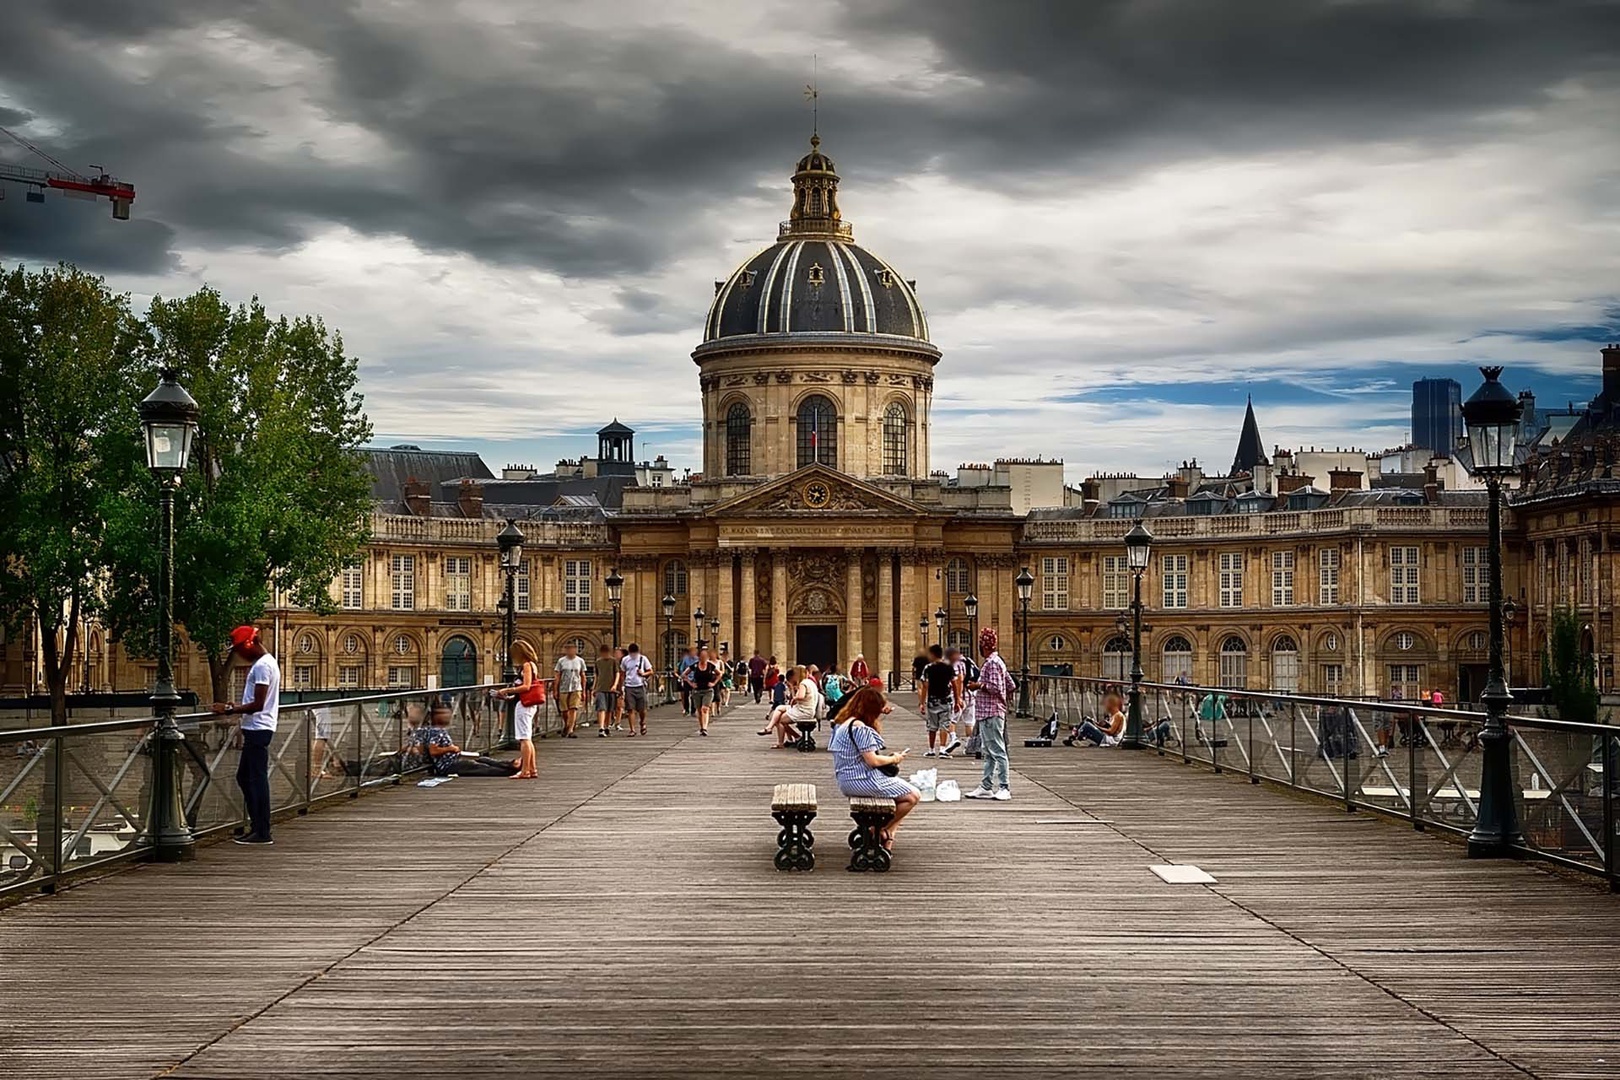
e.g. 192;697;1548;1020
554;640;587;737
592;643;622;737
965;627;1015;801
497;640;542;776
689;647;721;735
678;646;699;716
620;643;653;736
748;650;767;703
829;686;919;850
945;645;974;757
917;644;958;758
210;625;280;845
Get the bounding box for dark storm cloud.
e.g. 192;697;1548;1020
1;0;1617;281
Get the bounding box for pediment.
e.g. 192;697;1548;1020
707;465;928;517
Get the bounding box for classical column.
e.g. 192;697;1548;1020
739;550;758;656
997;559;1016;641
845;550;864;666
717;552;735;657
540;556;557;612
896;555;915;674
878;550;897;682
771;550;789;661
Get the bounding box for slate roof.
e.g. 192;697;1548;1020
1231;398;1270;476
362;446;493;512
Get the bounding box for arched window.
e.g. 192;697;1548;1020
1101;635;1132;682
796;394;837;467
1161;635;1193;683
664;560;688;598
725;402;752;476
1270;635;1299;692
882;402;908;474
1219;635;1249;689
945;557;972;596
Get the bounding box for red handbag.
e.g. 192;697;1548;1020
517;668;547;708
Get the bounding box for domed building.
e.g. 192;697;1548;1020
694;135;938;481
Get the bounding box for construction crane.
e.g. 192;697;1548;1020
0;124;135;220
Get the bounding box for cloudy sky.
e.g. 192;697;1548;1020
3;0;1618;482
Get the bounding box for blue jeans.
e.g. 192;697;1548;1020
978;714;1009;791
236;729;273;839
1077;720;1106;745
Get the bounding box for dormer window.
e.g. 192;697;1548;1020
876;268;895;288
739;269;757;289
806;263;825;286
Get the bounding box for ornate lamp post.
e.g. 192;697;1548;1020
1122;521;1154;749
1502;597;1518;689
934;606;947;648
605;567;624;648
661;593;677;703
964;593;978;649
1015;566;1035;718
709;616;721;655
694;605;707;650
138;368;200;862
1461;366;1525;858
496;521;525;684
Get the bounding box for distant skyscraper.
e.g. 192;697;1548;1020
1411;378;1463;454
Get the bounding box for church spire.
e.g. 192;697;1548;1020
1231;396;1270;477
783;134;851;240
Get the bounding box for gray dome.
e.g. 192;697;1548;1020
704;238;929;343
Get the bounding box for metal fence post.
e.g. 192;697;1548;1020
1249;707;1258;784
1342;706;1355;813
351;700;363;798
302;710;313;814
1606;734;1616;892
1410;714;1422;831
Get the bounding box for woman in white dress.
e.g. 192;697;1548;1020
497;640;542;778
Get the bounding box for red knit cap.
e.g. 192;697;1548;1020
979;627;999;653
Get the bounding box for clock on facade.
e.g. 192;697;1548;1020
803;481;831;508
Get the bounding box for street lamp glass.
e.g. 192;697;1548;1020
496;520;525;569
693;606;706;625
919;617;929;636
963;593;978;619
934;606;946;629
1124;522;1154;572
1015;567;1035;603
604;567;624;603
661;593;677;617
1461;366;1523;477
137;368;199;474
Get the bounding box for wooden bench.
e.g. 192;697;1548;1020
770;783;817;871
847;797;896;873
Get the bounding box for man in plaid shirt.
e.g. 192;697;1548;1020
965;626;1015;801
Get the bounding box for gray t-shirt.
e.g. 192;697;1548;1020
620;653;651;688
554;654;586;692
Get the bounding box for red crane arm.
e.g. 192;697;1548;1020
0;125;136;219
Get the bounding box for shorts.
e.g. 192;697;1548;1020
514;703;536;741
559;690;583;712
690;688;714;707
594;691;616;714
624;685;648;713
925;699;954;732
954;697;976;728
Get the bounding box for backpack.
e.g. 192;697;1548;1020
962;657;981;683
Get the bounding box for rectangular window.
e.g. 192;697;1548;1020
1101;556;1129;609
1580;538;1594;607
1271;648;1299;692
1219;552;1244;608
1161;554;1188;609
1318;548;1340;605
1320;663;1343;697
337;665;361;689
1390;546;1420;604
564;559;592;613
1388;663;1421;701
515;559;531;613
443;556;472;612
390;554;415;611
387;665;417;689
1271;550;1295;607
1041;556;1069;611
340;559;363;610
291;664;316;690
1461;546;1486;605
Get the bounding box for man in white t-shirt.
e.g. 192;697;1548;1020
554;642;587;738
210;624;281;846
619;643;654;736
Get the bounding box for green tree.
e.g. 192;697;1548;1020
103;288;374;701
1540;606;1600;725
0;263;144;725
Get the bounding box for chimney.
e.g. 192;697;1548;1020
1276;473;1314;497
1082;498;1101;517
1328;468;1364;492
457;478;484;518
1423;463;1440;505
1080;478;1100;504
403;477;431;517
1165;475;1189;500
1604;343;1620;404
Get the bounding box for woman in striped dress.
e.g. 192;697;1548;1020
829;686;919;849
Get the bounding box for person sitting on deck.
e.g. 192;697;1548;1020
420;699;520;777
829;686;919;850
1070;691;1127;746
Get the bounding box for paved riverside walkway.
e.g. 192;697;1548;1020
3;699;1620;1079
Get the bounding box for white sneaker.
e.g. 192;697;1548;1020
993;788;1012;801
937;750;953;759
943;739;962;755
924;750;936;758
964;786;996;799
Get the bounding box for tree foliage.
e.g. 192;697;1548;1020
101;288;375;700
1540;606;1600;726
0;264;144;723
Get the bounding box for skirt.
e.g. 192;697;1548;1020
839;770;920;801
514;703;537;741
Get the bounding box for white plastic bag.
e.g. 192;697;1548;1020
935;778;962;802
908;767;938;801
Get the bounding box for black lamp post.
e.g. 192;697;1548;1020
1122;521;1154;749
710;616;721;654
964;593;979;650
138;368;200;862
605;566;624;648
694;605;707;650
1015;566;1035;718
661;592;677;703
497;521;525;683
1461;366;1525;858
1502;597;1518;689
934;606;947;648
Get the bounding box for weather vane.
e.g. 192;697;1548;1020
805;54;818;136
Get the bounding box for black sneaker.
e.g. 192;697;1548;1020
233;835;274;846
598;729;610;737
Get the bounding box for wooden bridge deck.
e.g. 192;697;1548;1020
2;700;1618;1079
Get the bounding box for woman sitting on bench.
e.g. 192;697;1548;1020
760;665;815;748
829;687;919;850
421;700;520;777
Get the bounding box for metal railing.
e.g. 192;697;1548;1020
1028;675;1619;888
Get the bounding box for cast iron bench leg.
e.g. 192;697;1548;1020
847;806;895;872
772;808;816;871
